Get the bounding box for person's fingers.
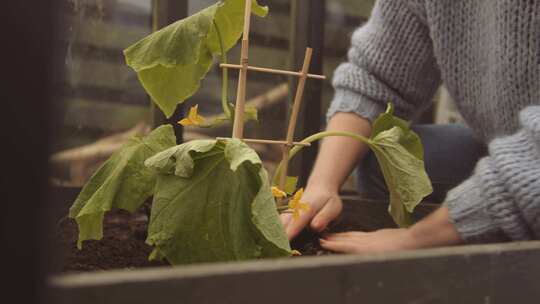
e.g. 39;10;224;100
285;208;317;240
323;231;366;241
319;239;357;253
280;213;292;229
310;196;342;232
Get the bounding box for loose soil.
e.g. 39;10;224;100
291;197;400;256
54;187;435;272
57;208;167;273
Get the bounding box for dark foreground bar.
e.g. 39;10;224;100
51;240;540;304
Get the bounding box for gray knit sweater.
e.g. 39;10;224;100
328;0;540;242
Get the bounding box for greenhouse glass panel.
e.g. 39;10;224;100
51;0;153;187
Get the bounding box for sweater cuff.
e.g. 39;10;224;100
445;176;505;243
326;89;386;123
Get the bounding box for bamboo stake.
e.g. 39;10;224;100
220;63;326;80
278;48;313;192
216;137;311;147
232;0;253;139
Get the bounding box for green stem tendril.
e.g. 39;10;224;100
272;131;372;183
213;21;232;119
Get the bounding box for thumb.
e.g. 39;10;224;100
280;213;292;229
284;207;317;241
310;196;342;232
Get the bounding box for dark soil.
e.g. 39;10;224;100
56;206;333;272
53;186;436;272
291;197;399;256
56;208;168;273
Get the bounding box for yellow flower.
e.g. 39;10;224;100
271;186;287;199
288;188;310;220
178;105;205;126
291;250;302;256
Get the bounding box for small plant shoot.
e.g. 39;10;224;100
69;0;432;265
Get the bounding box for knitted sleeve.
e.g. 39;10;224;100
446;106;540;242
327;0;441;122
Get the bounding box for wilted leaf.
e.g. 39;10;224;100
371;103;424;160
124;0;268;118
368;127;432;227
69;126;177;248
144;139;291;264
206;0;268;54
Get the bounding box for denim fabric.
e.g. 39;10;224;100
356;124;487;203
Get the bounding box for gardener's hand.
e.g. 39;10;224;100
320;206;463;253
320;229;415;253
281;186;343;240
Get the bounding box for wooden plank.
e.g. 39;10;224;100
60;83;148;106
63;98;149;132
59;1;367;63
228;45;290;71
64;58;143;92
63;24;356;64
58;0;151;28
251;12;290;41
60;14;150;50
50;239;540;304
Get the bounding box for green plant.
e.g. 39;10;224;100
273;104;432;227
69;0;432;265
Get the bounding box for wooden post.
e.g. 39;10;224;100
232;0;253;139
220;63;325;80
278;48;313;192
216;137;311;147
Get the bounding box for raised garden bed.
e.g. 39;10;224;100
49;186;540;303
50;240;540;304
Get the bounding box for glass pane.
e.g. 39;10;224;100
51;0;152;186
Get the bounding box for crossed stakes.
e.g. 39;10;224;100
216;47;326;194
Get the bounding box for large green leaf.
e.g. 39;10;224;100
206;0;268;54
69;126;177;248
371;103;424;160
124;0;268;118
144;139;291;264
368;127;433;227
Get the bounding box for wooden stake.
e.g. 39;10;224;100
216;137;311;147
220;63;326;80
232;0;253;139
278;48;313;192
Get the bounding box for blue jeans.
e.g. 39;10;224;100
356;124;487;203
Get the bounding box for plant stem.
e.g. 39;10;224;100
272;131;372;183
213;21;232;119
276;205;290;211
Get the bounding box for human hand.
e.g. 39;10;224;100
280;185;343;240
320;229;416;253
320;206;462;254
